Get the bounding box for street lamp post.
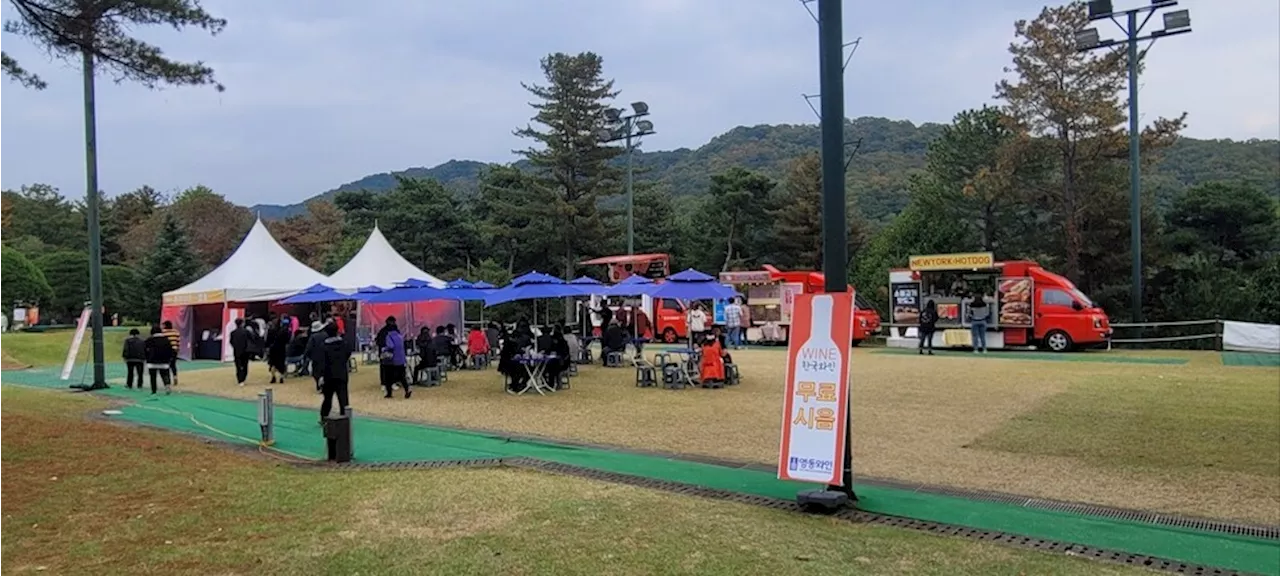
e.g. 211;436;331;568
598;102;656;255
1075;0;1191;323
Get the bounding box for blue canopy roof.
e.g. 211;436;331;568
362;284;462;304
569;276;610;295
281;283;346;304
643;268;737;301
606;274;655;296
484;271;581;306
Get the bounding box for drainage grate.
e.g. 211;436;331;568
501;459;1254;576
327;458;506;471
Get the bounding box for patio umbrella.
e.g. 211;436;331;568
396;278;435;288
352;285;384;301
362;283;459;304
569;276;610;296
484;271;582;306
644;268;738;301
281;283;344;304
472;281;497;289
606;274;655;297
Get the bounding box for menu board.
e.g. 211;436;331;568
890;282;921;324
998;277;1034;327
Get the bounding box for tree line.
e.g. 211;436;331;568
3;2;1277;327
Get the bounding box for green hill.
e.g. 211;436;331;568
250;116;1279;222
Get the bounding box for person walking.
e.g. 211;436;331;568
161;320;181;386
144;326;175;395
305;320;328;392
121;328;146;389
918;300;938;356
379;317;410;399
316;322;352;422
265;317;290;383
724;298;743;350
229;318;252;385
968;293;990;354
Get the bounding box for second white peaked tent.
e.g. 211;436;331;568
326;224;445;290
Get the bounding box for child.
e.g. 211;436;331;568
698;332;726;384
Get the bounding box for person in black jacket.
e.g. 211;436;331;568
316;322;351;421
121;328;146;389
601;322;627;365
229;319;252;385
430;326;453;369
144;325;175;394
413;326;436;384
918;299;938;356
304;321;329;392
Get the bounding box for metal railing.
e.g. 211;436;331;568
1107;318;1222;350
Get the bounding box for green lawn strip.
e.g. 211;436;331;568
873;347;1188;364
1222;352;1280;367
973;372;1280;477
83;386;1278;575
2;330;135;367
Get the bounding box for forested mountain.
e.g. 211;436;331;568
251;116;1279;224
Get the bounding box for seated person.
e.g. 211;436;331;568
601;321;627;365
544;325;571;388
699;332;728;383
535;326;555;356
431;327;455;368
498;336;527;392
485;322;501;353
467;326;490;362
446;324;464;367
414;326;438;383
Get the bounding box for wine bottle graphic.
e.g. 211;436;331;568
786;294;842;483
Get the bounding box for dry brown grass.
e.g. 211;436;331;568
171;347;1280;524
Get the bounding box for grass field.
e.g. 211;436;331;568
1;328;132;368
1;387;1147;576
5;332;1278;525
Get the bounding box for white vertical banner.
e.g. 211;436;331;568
60;307;92;380
777;292;854;485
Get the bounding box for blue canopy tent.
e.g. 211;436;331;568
363;284;460;304
472;281;497;290
484;272;582;306
569;276;610;296
280;283;344;304
606;274;656;297
644;269;738;301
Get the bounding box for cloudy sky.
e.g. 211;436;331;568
2;0;1277;206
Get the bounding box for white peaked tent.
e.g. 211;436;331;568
325;224;445;290
163;218;330;304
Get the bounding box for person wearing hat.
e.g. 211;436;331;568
304;320;329;392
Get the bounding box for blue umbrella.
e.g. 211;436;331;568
363;284;460;304
446;278;475;289
473;281;496;289
484;271;581;306
569;276;610;296
644;268;738;301
352;285;384;301
397;278;434;288
281;283;344;304
607;274;655;297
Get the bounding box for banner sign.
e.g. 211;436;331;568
60;307;92;380
997;277;1034;327
719;270;773;285
778;291;854;486
890;281;921;325
909;252;995;271
162;289;225;306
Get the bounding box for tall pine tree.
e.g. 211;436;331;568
514;52;622;315
141;213;200;323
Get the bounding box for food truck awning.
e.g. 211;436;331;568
719;270;774;285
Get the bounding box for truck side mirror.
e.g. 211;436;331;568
1071;301;1083;311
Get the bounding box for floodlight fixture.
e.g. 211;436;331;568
630;101;649;115
596;128;616;142
1087;0;1113;20
604;108;622;123
1162;9;1190;31
634;120;655;134
1074;28;1101;51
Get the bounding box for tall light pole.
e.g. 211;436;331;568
598;102;656;255
1075;0;1191;323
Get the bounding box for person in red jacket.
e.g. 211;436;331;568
467;326;490;361
699;332;726;383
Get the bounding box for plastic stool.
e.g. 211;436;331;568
635;364;657;387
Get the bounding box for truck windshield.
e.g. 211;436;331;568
1069;288;1095;308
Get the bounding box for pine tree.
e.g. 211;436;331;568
514;52;623;290
141;213;200;322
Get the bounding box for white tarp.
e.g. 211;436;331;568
163;218;330;303
324;225;445;290
1223;321;1280;353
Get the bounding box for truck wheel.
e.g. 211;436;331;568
1044;330;1073;353
851;339;862;347
663;328;677;344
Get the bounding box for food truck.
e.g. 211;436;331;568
719;265;882;345
579;253;691;342
888;252;1111;352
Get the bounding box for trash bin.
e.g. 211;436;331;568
323;413;353;463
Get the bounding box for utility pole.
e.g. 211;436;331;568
81;46;108;390
1075;0;1192;323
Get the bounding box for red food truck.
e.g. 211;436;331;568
578;253;691;342
718;265;882;345
888;252;1110;352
